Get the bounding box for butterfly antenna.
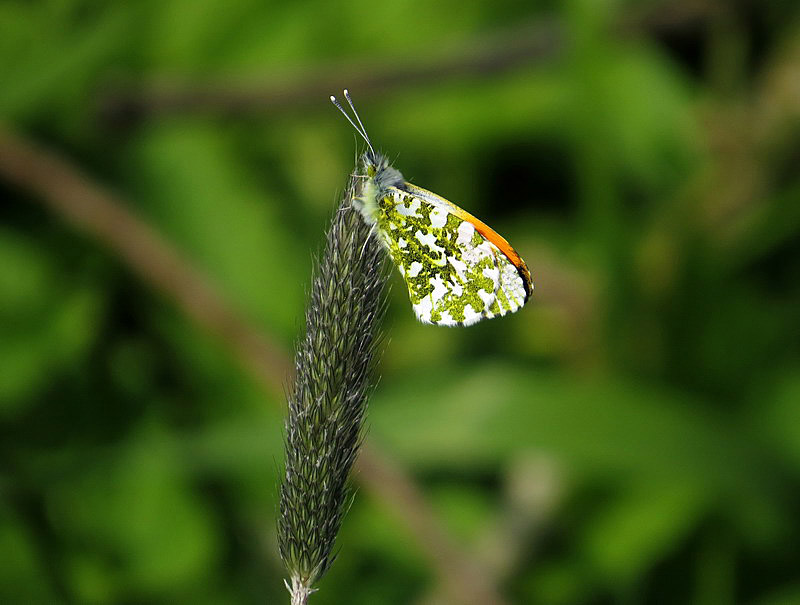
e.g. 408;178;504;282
343;89;373;151
330;90;375;154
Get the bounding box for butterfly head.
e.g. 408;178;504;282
362;150;404;193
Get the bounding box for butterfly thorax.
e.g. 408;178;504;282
354;151;404;226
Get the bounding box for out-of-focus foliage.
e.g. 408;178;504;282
1;0;799;603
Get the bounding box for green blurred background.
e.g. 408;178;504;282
2;1;800;603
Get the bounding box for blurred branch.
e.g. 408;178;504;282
358;441;506;605
416;453;564;605
99;20;563;126
475;453;563;583
97;2;729;127
617;0;723;34
0;127;291;392
0;127;507;605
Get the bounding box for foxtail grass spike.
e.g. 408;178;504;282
278;170;389;603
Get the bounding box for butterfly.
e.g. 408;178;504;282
330;90;533;326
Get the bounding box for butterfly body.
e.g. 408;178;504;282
356;149;532;326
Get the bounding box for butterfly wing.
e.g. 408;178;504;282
375;184;532;326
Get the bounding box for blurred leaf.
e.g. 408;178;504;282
0;506;56;603
45;423;219;600
755;367;800;470
372;364;761;483
0;2;132;122
316;496;429;605
124;121;305;340
371;363;784;545
518;558;592;605
586;43;698;193
0;229;103;413
430;482;495;543
753;586;800;605
580;481;707;587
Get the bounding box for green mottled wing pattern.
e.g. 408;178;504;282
375;185;528;326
